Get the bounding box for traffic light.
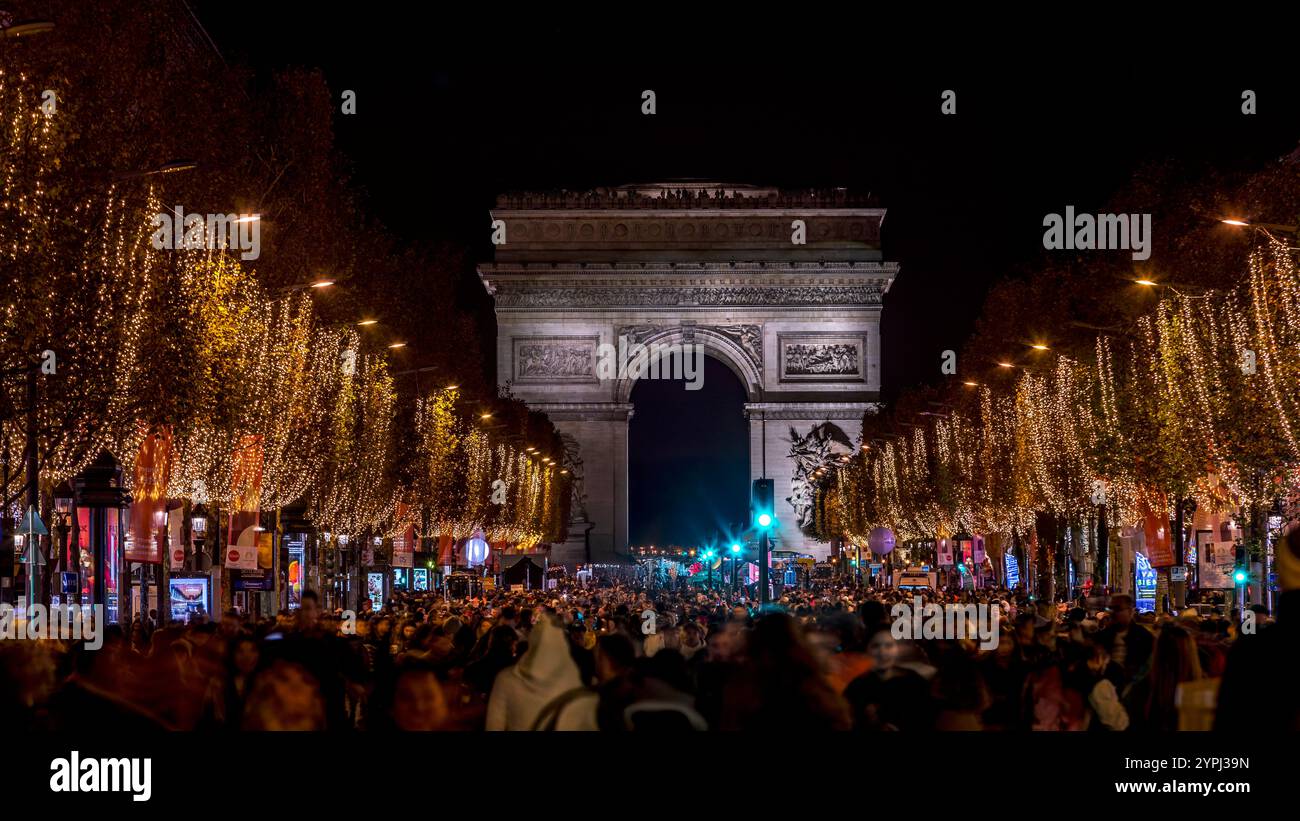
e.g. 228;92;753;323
1233;543;1248;585
752;478;775;530
730;543;742;554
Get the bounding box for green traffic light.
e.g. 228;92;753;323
1234;569;1247;583
756;512;772;528
730;543;741;553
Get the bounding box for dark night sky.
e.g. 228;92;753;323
188;9;1300;545
628;357;749;547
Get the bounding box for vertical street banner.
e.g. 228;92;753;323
936;536;954;566
226;435;263;571
1142;501;1176;568
168;507;185;570
128;427;171;562
392;525;415;568
437;534;455;566
1194;507;1237;588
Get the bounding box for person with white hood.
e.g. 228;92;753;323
485;617;597;731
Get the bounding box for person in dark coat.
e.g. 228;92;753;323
1095;594;1154;692
1215;527;1300;730
465;625;519;694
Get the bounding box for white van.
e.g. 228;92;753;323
894;568;938;590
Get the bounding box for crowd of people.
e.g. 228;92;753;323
3;548;1296;732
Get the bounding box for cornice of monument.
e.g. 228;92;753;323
483;283;890;308
479;260;898;306
479;261;899;275
494;183;880;211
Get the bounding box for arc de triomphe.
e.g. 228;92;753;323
478;183;898;566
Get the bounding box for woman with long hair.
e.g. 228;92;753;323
201;632;261;730
1144;624;1202;731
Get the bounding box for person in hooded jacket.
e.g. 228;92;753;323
485;617;597;730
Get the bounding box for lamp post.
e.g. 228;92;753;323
190;503;208;572
54;482;73;604
12;531;23;606
15;504;48;617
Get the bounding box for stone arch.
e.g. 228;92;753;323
613;326;762;404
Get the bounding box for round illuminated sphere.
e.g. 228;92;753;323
867;527;896;555
465;536;489;566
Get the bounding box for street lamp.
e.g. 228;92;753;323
1134;278;1209;297
54;481;73;601
269;279;333;296
1;20;56;38
1221;217;1298;233
112;160;200;182
190;503;208;571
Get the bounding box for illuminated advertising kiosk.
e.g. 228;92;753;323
168;573;213;624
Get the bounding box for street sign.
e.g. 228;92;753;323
22;541;46;565
17;505;48;537
1170;566;1187;582
15;505;48;565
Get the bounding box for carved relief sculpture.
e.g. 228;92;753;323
560;433;589;522
785;422;855;533
785;343;858;375
514;338;597;382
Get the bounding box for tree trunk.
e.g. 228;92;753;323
1096;505;1109;591
1035;512;1056;603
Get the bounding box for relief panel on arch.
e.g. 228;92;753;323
513;336;600;384
777;333;867;383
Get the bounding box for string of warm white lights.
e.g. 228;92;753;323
2;63;569;548
814;234;1300;543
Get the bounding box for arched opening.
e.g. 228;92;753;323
628;355;749;548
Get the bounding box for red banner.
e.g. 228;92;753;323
128;427;172;562
1143;502;1177;568
227;435;264;560
437;534;455;565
